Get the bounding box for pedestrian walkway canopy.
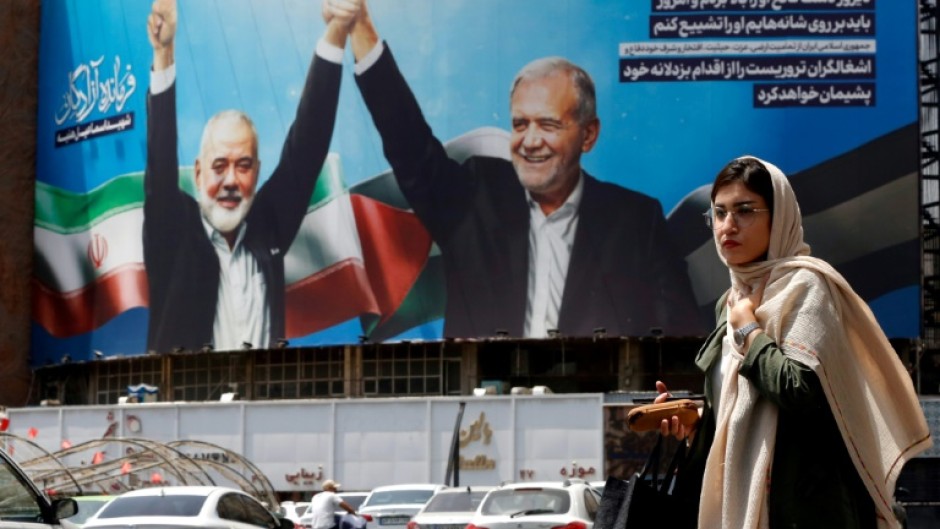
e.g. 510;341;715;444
0;433;279;510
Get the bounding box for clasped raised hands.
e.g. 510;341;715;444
322;0;364;27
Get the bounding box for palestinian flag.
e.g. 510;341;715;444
665;124;920;332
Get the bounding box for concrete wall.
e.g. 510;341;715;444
6;394;606;492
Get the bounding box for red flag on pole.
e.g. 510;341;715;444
120;461;132;474
27;427;38;439
61;440;72;449
91;452;105;465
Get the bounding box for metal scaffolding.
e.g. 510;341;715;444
0;433;280;510
922;1;940;392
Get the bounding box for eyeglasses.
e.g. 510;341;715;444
703;206;770;230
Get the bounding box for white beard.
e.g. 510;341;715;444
198;188;253;235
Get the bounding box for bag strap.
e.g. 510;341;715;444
659;437;688;494
638;433;689;494
637;433;665;487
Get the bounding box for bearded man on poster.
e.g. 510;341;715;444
143;0;360;352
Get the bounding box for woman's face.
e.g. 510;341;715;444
712;181;772;265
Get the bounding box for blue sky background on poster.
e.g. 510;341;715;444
35;0;915;210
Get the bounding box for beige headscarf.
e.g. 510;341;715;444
698;156;932;529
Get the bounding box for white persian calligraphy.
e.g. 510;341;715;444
621;57;872;82
653;0;873;11
54;113;134;146
54;56;137;126
754;84;874;106
652;14;874;38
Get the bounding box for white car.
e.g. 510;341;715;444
280;501;310;527
83;486;293;529
359;484;446;529
466;480;601;529
406;486;493;529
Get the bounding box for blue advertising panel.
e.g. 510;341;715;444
33;0;919;364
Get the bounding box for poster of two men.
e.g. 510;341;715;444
33;0;918;362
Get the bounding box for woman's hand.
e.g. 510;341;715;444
728;275;769;329
654;380;698;440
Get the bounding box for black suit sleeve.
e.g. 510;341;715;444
143;83;196;325
252;54;344;251
354;44;475;246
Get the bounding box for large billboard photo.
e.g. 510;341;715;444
33;0;919;363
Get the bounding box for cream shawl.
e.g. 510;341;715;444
698;156;932;529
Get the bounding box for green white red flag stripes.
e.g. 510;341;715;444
33;127;509;343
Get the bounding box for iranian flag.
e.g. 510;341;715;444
32;127;509;347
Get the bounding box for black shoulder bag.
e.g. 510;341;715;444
594;433;697;529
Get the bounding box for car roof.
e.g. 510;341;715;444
498;480;589;488
417;486;494;512
114;486;243;497
369;483;445;492
435;486;495;492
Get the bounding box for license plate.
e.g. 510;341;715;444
380;517;411;525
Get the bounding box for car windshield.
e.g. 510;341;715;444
366;490;435;507
340;495;367;510
423;491;487;513
480;489;570;516
96;495;205;518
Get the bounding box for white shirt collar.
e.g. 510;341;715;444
526;171;585;218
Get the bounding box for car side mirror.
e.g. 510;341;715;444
54;497;78;520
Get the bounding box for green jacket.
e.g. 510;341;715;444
675;293;876;529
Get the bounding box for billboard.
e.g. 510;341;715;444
33;0;919;363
